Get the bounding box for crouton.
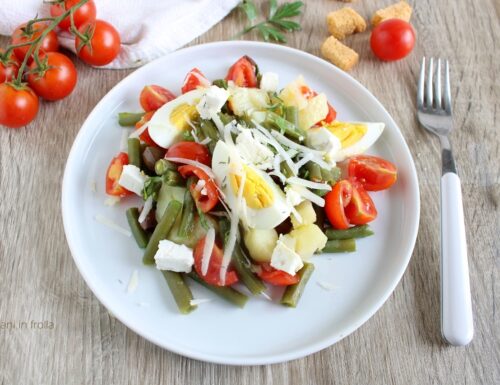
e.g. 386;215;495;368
371;1;412;27
321;36;359;71
327;7;367;40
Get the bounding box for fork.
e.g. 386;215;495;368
417;57;473;346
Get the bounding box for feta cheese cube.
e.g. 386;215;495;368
118;165;147;196
285;185;305;206
270;234;304;276
260;72;279;93
236;130;274;167
306;126;342;163
154;240;194;273
196;85;230;119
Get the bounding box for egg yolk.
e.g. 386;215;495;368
170;104;199;130
229;165;274;209
326;122;367;148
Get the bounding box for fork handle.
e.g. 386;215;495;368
441;172;473;346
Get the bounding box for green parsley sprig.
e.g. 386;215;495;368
235;0;304;43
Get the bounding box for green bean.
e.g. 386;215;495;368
161;271;197;314
325;225;374;240
266;111;305;141
154;159;176;176
200;120;219;141
118;112;144;127
188;272;248;308
320;167;335;184
212;79;228;89
178;189;195;238
307;162;323;183
126;207;149;248
219;112;234;125
322;239;356;253
285;106;299;127
330;166;341;183
280;263;315;308
163;170;183;186
143;200;182;265
268;95;285;116
219;218;266;295
280;161;294;178
127;138;142;168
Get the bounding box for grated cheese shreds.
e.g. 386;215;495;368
189;298;213;306
129;121;148;139
287;176;332;191
294;152;314;170
201;228;216;276
165;157;217;179
127;270;139;294
138;196;154;223
94;214;132;237
211;112;225;136
199;137;212;145
270;130;324;155
120;129;131;152
292;185;326;207
104;196;121;206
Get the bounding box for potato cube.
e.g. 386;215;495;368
243;228;279;262
290;224;328;259
291;201;317;228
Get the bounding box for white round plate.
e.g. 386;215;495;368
62;41;420;365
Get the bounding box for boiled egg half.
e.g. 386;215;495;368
212;140;291;230
148;89;205;148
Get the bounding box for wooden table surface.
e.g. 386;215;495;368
0;1;498;384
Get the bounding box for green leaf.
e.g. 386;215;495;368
269;0;278;18
239;0;258;22
270;19;301;31
263;25;287;42
272;1;304;20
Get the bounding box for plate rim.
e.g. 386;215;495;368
62;40;420;365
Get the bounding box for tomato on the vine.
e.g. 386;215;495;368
370;19;416;61
0;49;19;84
0;83;39;128
50;0;97;31
75;20;121;66
193;237;239;287
11;22;59;62
27;52;77;101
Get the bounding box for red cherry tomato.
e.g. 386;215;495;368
181;68;210;94
257;263;300;286
105;152;133;197
177;165;219;213
323;102;337;124
194;237;239;286
370;19;416;61
139;85;176;112
0;83;39;128
11;22;59;62
0;50;19;84
135;111;157;146
324;180;353;230
166;142;211;166
347;155;397;191
225;55;258;88
50;0;96;31
27;52;77;101
344;179;377;225
75;20;120;66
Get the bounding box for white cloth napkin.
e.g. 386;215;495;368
0;0;240;69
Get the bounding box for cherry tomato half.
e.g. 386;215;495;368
347;155;397;191
370;19;416;61
166;142;211;166
257;263;300;286
139;85;176;112
194;237;239;286
50;0;96;31
177;165;219;213
344;179;378;225
27;52;77;101
225;55;258;88
135;111;157;146
324;180;353;230
0;83;39;128
105;152;133;197
181;68;210;94
75;20;121;66
11;22;59;62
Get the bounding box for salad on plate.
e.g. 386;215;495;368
103;55;398;314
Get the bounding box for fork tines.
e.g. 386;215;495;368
418;57;452;113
